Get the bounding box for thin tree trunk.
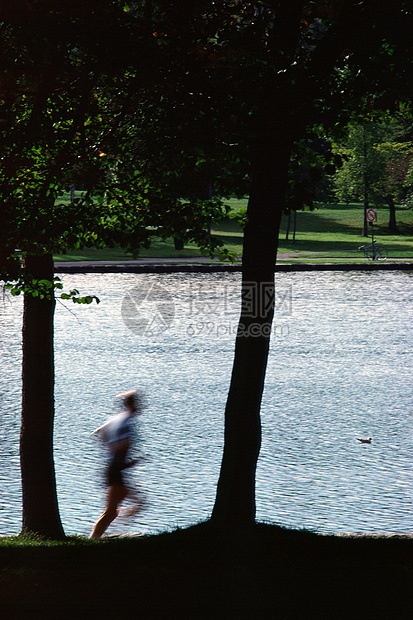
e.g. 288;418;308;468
385;196;398;233
211;132;291;530
20;253;65;539
363;197;369;237
285;211;291;240
362;126;369;237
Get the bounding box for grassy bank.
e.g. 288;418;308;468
1;523;412;617
54;200;413;263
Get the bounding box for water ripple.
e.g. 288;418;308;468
1;270;412;536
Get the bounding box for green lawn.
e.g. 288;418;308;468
54;200;413;262
277;202;413;259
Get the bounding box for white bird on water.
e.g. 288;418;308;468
357;437;372;444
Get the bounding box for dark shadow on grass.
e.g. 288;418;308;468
280;239;413;253
212;218;244;235
1;522;412;617
211;232;244;247
280;210;413;237
281;210;363;235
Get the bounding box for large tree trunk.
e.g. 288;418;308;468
211;132;291;530
20;254;65;539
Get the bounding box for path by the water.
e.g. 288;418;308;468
54;255;413;273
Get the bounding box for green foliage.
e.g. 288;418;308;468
0;0;240;281
334;117;413;204
4;276;99;304
59;290;100;305
228;207;247;228
374;141;413;202
52;202;413;261
2;1;413;276
286;137;339;211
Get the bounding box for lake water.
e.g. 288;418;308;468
1;270;412;537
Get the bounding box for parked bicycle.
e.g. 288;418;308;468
358;240;388;261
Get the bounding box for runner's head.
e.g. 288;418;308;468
116;389;144;414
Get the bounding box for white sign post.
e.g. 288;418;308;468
366;208;377;223
366;208;377;250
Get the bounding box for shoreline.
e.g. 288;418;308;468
55;259;413;274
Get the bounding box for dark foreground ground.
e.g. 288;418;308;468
1;523;412;619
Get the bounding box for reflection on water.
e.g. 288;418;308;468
1;270;412;536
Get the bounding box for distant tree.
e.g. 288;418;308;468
334;118;413;234
285;137;338;242
335;123;385;235
374;141;413;232
402;160;413;208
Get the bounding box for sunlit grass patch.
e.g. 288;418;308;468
54;201;413;262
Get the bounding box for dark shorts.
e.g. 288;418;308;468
106;463;124;486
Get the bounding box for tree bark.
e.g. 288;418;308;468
285;211;291;240
362;126;369;237
385;196;398;233
20;254;65;539
211;131;291;530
